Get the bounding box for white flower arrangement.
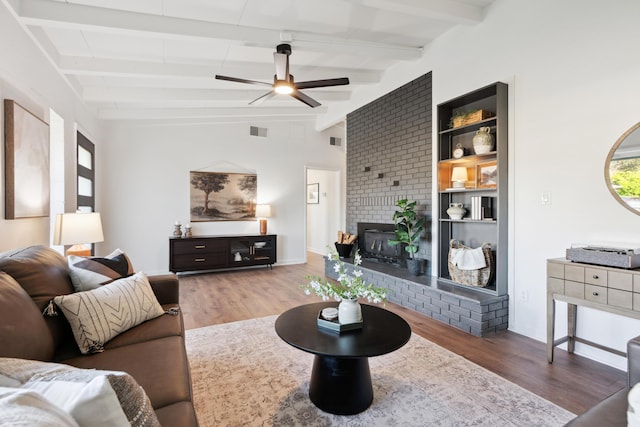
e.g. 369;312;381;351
302;249;387;303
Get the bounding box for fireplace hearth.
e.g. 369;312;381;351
357;222;399;264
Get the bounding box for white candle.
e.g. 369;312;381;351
175;220;181;226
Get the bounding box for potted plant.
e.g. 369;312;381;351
302;249;387;324
388;198;425;275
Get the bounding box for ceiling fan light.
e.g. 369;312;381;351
274;81;293;95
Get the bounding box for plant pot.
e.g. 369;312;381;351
338;299;362;324
406;258;423;276
334;243;354;258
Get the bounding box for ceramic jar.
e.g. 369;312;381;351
472;127;494;154
338;299;362;324
446;203;466;220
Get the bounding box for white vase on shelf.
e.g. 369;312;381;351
472;127;494;154
446;203;466;220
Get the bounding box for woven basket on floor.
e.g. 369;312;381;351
447;240;493;287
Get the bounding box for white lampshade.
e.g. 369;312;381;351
451;167;468;188
53;212;104;246
255;204;272;218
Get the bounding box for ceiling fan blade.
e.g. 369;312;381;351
295;78;350;90
249;91;276;106
290;91;321;108
273;52;289;81
215;75;272;87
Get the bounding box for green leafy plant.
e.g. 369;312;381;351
611;158;640;197
388;198;425;260
302;249;387;303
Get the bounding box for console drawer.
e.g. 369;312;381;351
608;289;633;310
584;284;606;304
585;267;607;286
565;265;584;283
171;239;227;255
609;271;633;291
565;280;585;299
171;252;227;271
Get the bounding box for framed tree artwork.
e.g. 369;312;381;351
190;171;257;221
4;99;50;219
307;183;319;204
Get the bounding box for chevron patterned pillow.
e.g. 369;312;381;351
53;272;164;354
68;249;135;292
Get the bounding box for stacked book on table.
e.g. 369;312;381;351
469;196;494;220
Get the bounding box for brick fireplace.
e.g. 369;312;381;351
345;72;432;272
333;71;509;336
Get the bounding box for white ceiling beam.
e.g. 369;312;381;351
97;106;327;120
83;87;351;103
17;0;423;60
58;55;383;83
354;0;484;25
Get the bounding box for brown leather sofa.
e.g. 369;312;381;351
565;336;640;426
0;245;198;426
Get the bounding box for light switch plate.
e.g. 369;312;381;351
541;192;551;205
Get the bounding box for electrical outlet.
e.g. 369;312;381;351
519;289;529;302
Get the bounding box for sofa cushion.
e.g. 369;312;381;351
0;245;75;350
68;249;134;292
0;272;55;360
0;386;80;427
565;387;628;426
154;401;199;427
0;357;160;427
0;246;74;309
53;272;165;354
54;304;184;361
61;336;193;410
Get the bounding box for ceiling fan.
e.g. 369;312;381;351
215;44;349;108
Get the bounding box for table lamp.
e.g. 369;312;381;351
255;204;272;235
53;212;104;256
451;167;468;188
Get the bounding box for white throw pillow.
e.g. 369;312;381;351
54;271;164;354
0;386;79;427
629;382;640;427
24;375;130;427
0;357;160;427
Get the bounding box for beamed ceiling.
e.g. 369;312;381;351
4;0;495;125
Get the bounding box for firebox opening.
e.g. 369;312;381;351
357;222;400;264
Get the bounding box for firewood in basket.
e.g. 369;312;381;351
338;231;344;243
345;234;357;244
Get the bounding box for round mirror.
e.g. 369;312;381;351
605;122;640;215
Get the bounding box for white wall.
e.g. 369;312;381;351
306;168;343;254
321;0;640;369
100;121;345;274
0;2;102;252
3;0;639;370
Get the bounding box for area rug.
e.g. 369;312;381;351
185;316;575;426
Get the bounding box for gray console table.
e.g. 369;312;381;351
547;258;640;363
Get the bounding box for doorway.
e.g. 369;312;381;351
306;168;343;255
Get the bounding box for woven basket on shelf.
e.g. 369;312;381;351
451;110;494;128
447;240;493;287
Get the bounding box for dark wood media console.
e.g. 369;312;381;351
169;234;276;273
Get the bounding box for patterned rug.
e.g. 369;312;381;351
185;316;575;426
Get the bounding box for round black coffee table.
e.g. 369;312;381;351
275;302;411;415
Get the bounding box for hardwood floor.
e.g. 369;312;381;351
179;252;627;416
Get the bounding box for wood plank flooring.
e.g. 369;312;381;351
178;252;627;416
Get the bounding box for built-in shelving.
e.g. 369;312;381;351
437;82;508;296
